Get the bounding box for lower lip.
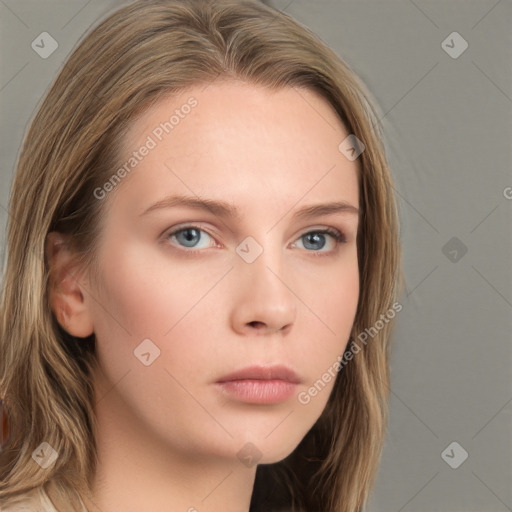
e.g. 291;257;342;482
216;379;297;404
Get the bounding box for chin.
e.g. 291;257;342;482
235;432;305;466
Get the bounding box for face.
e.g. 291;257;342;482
84;81;360;464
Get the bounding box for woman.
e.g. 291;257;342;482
0;0;402;510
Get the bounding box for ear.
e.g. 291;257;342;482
45;231;94;338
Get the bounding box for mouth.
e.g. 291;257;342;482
215;364;301;404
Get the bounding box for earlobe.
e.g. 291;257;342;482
45;231;95;338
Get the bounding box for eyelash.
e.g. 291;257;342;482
163;224;347;256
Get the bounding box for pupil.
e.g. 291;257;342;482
184;229;196;241
304;233;325;250
180;228;199;246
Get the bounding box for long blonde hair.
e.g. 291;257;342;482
0;0;402;510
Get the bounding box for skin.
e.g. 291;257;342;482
46;80;360;512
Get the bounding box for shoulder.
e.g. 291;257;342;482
0;487;56;512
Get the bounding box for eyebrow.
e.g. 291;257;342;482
139;194;359;220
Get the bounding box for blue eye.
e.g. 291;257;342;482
168;226;214;249
293;227;346;253
165;225;346;254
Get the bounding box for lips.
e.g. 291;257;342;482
215;364;302;404
216;364;301;384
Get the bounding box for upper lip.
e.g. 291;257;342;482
216;364;301;384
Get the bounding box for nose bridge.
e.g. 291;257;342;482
232;232;297;332
236;232;285;287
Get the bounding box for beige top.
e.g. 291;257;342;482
0;487;87;512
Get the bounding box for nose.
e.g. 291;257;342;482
230;243;297;336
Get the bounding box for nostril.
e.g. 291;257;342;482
248;321;265;328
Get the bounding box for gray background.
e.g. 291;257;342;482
1;1;511;511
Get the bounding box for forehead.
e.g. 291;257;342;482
113;80;360;216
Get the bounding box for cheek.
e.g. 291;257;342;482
92;239;217;338
295;254;359;386
88;238;231;379
304;253;359;340
87;241;224;423
327;266;359;329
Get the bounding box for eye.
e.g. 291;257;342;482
163;225;346;254
166;225;216;250
292;227;346;254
